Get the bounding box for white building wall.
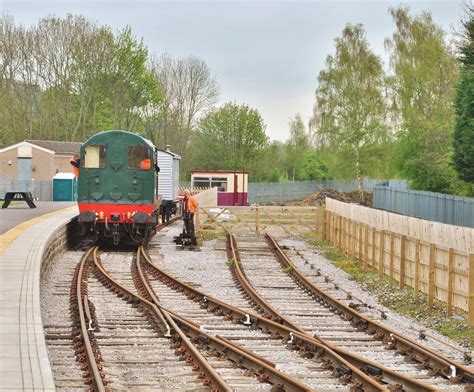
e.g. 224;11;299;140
157;150;180;201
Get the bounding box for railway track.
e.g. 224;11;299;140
139;248;374;391
146;226;433;390
228;233;474;391
100;250;284;391
45;236;328;389
71;247;226;391
42;218;474;391
148;221;474;391
272;238;471;364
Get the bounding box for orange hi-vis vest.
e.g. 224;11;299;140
184;195;198;214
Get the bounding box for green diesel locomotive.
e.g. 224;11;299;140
77;130;160;244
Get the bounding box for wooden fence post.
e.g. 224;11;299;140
468;254;474;327
363;225;369;270
331;212;336;245
255;205;260;235
414;239;420;297
378;230;385;278
343;218;347;254
337;215;342;249
371;227;376;271
352;221;357;258
358;223;363;262
399;235;406;289
348;219;352;255
342;217;347;253
428;244;436;307
326;211;331;242
195;208;200;235
322;210;327;240
447;248;454;316
389;232;395;278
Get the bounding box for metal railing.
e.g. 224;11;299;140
0;180;52;201
373;186;474;228
248;179;406;204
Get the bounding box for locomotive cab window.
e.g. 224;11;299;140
128;145;151;170
83;145;106;168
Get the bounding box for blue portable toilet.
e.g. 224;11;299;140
53;173;77;201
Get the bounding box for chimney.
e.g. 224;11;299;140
166;144;171;152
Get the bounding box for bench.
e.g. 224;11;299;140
2;192;37;209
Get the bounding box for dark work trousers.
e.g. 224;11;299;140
183;212;195;234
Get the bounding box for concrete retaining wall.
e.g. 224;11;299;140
40;217;78;280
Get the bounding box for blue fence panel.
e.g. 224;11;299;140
247;179;407;204
373;186;474;228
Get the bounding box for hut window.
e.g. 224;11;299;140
128;146;151;169
83;145;106;168
211;177;227;191
193;177;210;188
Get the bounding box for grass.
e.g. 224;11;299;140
282;265;294;273
199;229;227;242
1;201;24;207
305;236;474;349
225;258;238;266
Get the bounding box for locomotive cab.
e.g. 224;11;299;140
77;130;161;245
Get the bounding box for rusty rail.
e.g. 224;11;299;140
228;234;440;392
265;233;474;386
142;243;395;391
73;247;106;391
138;246;311;391
90;246;230;391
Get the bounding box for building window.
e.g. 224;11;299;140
193;177;210;188
128;145;151;170
83;145;106;168
211;177;227;191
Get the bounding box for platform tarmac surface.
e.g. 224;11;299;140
0;201;76;235
0;205;78;390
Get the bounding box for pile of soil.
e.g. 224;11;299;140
288;189;373;207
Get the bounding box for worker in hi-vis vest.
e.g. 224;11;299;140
70;153;80;177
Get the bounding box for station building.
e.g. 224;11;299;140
0;140;81;181
0;140;81;200
191;170;249;206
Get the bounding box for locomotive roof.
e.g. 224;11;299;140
82;130;155;148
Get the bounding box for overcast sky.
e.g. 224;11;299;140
2;0;465;141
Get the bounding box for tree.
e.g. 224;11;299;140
311;24;388;195
191;102;268;176
386;7;459;192
301;150;331;180
453;6;474;184
150;54;219;156
284;114;310;180
0;14;162;146
108;27;161;130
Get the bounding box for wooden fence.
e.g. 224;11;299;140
324;209;474;325
197;205;323;235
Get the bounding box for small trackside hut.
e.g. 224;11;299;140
191;170;248;206
157;147;181;222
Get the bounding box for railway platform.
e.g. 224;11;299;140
0;201;76;235
0;205;78;390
